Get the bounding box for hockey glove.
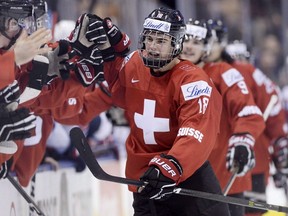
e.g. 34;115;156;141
138;154;182;200
46;40;72;80
0;81;20;105
226;134;256;177
102;17;131;55
0;107;36;142
0;157;13;179
272;136;288;175
0;141;18;154
86;15;131;61
68;13;95;56
273;171;287;189
0;80;20;112
61;45;104;87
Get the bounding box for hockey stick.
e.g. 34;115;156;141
7;174;46;216
223;166;239;195
70;127;288;213
223;94;279;195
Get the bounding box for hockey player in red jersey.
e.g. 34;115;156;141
0;0;52;89
0;0;103;185
180;19;265;216
75;7;231;216
0;0;47;181
225;40;288;216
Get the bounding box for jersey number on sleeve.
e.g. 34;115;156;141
198;97;209;114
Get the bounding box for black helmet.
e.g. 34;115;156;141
206;19;228;46
138;7;186;69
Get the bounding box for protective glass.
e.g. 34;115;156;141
36;13;50;29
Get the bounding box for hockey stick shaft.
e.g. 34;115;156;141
263;94;278;121
7;174;45;216
174;188;288;213
70;127;288;213
223;166;239;195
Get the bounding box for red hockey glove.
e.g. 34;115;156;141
138;154;182;200
272;136;288;175
226;134;255;176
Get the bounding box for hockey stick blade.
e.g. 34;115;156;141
69;127;143;187
7;175;46;216
69;127;288;213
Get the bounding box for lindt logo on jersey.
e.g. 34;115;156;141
181;80;212;101
143;18;171;33
187;85;211;97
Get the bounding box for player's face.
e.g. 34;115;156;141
205;41;223;62
180;37;205;64
0;18;21;49
142;31;174;60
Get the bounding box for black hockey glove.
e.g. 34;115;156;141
68;13;95;56
0;80;20;105
0;107;36;142
226;134;255;176
102;17;131;55
0;80;20;112
0;157;13;179
61;45;104;87
86;15;131;61
138;154;182;200
273;171;287;189
272;136;288;175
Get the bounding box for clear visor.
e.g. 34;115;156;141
36;13;50;29
7;16;36;34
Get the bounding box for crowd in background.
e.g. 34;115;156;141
39;0;288;163
45;0;288;87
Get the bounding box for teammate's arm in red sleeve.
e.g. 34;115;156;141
56;87;113;126
0;51;16;89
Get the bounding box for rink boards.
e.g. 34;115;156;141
0;159;133;216
0;158;287;216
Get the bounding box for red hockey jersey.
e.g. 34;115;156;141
204;62;265;194
0;50;17;89
232;61;287;184
104;51;223;192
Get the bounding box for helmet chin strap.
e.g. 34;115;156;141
1;28;22;51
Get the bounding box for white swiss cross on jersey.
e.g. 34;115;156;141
134;99;170;144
